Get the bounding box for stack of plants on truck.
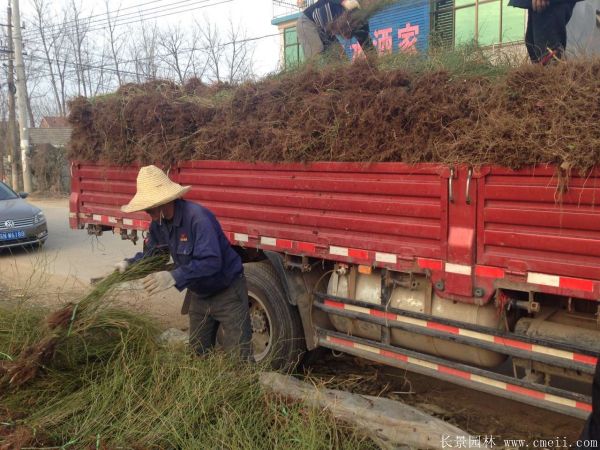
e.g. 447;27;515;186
68;52;600;170
0;258;374;449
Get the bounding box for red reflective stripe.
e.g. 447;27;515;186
559;277;595;293
371;309;397;321
439;365;472;380
494;337;533;351
506;384;545;400
298;241;316;252
329;336;355;348
276;239;293;249
475;265;505;279
427;322;460;335
577;402;593;412
418;258;443;271
380;350;408;362
348;248;369;260
574;354;598;366
324;299;345;310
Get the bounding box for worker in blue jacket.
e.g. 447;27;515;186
509;0;583;64
297;0;371;59
116;165;252;360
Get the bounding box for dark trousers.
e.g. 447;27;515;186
525;2;576;64
577;359;600;448
186;276;252;361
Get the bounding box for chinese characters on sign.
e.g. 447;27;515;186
351;22;421;59
398;22;420;53
373;27;393;55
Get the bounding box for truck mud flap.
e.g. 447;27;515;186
316;328;591;419
314;292;598;375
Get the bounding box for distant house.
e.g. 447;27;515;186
39;116;69;129
29;116;72;148
28;116;72;192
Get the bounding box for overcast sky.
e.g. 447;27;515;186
20;0;283;76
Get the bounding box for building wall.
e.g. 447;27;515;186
273;0;530;68
343;0;431;59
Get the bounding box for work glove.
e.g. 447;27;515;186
115;260;130;273
342;0;360;10
142;271;176;295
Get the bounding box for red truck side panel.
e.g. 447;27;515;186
477;167;600;282
177;161;449;261
70;161;600;301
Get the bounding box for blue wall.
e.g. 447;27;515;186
342;1;431;59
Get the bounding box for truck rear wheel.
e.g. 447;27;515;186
244;261;305;370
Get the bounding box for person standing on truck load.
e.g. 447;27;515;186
114;165;253;361
509;0;584;64
297;0;372;59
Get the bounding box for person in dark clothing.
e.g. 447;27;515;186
297;0;372;59
576;359;600;448
509;0;583;64
116;165;252;360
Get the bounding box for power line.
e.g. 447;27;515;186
22;0;207;39
85;0;233;34
22;0;226;44
26;30;281;81
21;0;234;64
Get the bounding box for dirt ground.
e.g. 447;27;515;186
306;352;586;448
2;268;585;448
0;199;587;448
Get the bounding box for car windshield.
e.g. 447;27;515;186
0;182;18;201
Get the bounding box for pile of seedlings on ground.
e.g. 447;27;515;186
0;258;374;449
68;50;600;171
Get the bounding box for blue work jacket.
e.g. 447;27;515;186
130;199;243;297
304;0;345;33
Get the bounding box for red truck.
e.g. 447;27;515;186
70;160;600;419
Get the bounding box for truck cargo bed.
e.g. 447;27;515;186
70;161;600;301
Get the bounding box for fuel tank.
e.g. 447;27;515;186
326;270;507;367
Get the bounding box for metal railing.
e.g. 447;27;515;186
272;0;316;19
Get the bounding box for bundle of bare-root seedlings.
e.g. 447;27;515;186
0;257;374;449
68;52;600;172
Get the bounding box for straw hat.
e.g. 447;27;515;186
121;165;191;213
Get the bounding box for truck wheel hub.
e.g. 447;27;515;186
251;310;268;334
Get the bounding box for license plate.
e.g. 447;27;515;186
0;230;26;241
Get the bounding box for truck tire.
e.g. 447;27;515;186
244;261;306;370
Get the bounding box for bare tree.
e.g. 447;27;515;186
158;24;202;84
196;18;224;82
23;4;261;123
66;0;91;96
104;0;125;86
30;0;67;116
223;17;255;83
23;47;46;126
127;19;160;82
196;17;256;83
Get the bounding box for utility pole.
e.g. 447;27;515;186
11;0;31;193
7;2;19;191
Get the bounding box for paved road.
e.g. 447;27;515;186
0;198;135;283
0;197;186;326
